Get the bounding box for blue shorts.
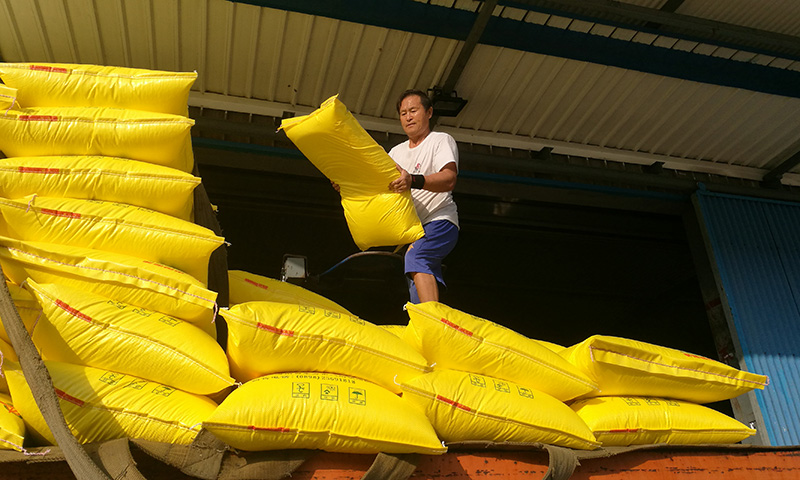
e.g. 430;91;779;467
405;220;458;300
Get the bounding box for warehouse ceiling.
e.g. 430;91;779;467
3;0;800;192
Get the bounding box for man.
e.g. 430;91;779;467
388;89;459;304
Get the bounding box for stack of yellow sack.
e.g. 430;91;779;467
402;301;767;448
560;335;768;446
204;269;446;455
402;302;601;450
0;63;231;449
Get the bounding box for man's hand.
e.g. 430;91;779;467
331;180;340;193
389;164;412;192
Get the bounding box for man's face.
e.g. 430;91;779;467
398;95;432;139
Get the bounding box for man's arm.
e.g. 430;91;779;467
388;162;457;193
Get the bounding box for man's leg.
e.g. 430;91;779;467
412;271;439;303
405;220;458;304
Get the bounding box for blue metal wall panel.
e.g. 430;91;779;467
696;191;800;446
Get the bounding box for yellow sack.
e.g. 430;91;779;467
536;340;566;354
0;236;217;326
380;324;406;337
405;302;597;402
222;301;431;393
204;372;445;454
0;196;224;285
571;396;756;446
0;156;200;221
560;335;769;404
0;338;18;394
25;280;233;395
401;369;599;450
0;393;25;451
5;360;217;446
0;85;17;111
228;269;351;313
0;106;194;173
0;281;40;346
280;96;424;250
0;63;195;116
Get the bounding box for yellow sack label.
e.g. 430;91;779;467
228;269;352;313
0;156;200;221
405;302;597;401
5;361;217;445
0;280;40;346
402;369;599;450
280;95;424;250
204;372;446;454
0;196;224;285
26;280;233;395
0;106;194;172
0;236;217;326
222;301;431;393
560;335;769;404
571;396;756;446
0;63;195;116
0;393;25;452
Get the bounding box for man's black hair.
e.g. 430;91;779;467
396;89;432;113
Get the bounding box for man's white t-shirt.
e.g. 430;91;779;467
388;131;459;228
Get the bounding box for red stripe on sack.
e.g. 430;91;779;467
436;395;472;412
256;323;294;337
684;353;710;360
29;65;69;73
56;389;85;407
18;167;61;174
41;208;81;219
440;318;474;337
244;278;269;290
18;115;59;122
249;426;293;432
55;299;93;323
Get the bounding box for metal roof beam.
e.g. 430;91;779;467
441;0;499;95
644;0;684;30
762;150;800;187
503;0;800;59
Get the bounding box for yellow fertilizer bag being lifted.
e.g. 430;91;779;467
0;156;201;221
570;396;756;446
25;280;233;395
228;269;352;313
0;280;40;346
401;369;599;450
0;236;218;327
280;95;424;250
204;372;446;454
0;105;194;173
0;393;25;451
405;302;597;402
222;301;431;393
5;360;217;446
559;335;769;404
0;63;196;116
0;196;224;285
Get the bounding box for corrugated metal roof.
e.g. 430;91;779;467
679;0;800;37
695;191;800;446
2;0;800;188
